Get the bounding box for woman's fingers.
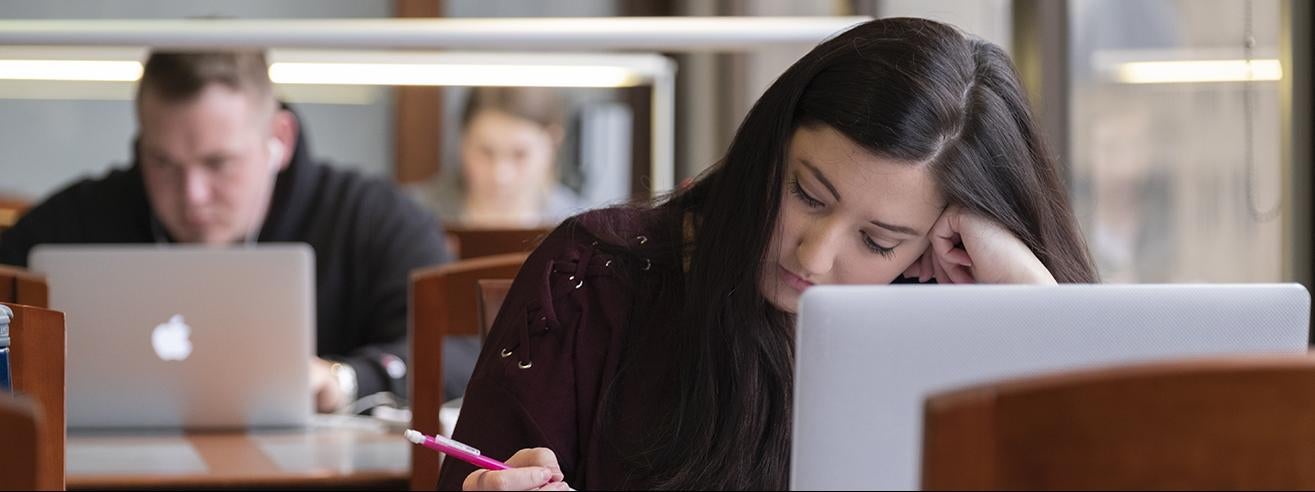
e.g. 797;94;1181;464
505;448;564;482
943;259;975;284
929;205;977;274
464;448;565;491
931;206;973;265
534;481;573;491
942;246;973;267
464;467;553;491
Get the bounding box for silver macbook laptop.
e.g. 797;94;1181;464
791;284;1311;490
31;244;315;430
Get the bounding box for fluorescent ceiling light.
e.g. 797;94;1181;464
268;62;644;88
0;79;381;105
0;59;141;81
0;17;870;51
0;59;647;88
1117;59;1282;84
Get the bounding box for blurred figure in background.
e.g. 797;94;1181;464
0;50;453;413
412;86;586;228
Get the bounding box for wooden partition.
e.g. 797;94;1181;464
923;355;1315;490
409;253;527;490
0;394;41;490
475;279;513;344
5;302;66;490
445;226;551;260
0;265;48;308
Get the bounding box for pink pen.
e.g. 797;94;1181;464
404;429;511;471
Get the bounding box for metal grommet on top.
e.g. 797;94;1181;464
518;360;533;369
636;235;649;245
575;279;584;289
642;258;652;271
604;259;613;268
592;240;599;247
499;348;513;358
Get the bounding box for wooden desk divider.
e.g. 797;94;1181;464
409;253;528;490
4;302;66;491
923;354;1315;490
0;393;41;490
0;265;48;308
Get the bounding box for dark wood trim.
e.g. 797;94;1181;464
624;85;654;201
1281;0;1313;336
1012;0;1071;181
393;0;444;185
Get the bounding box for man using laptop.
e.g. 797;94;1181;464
0;50;452;413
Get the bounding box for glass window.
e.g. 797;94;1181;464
1069;0;1283;282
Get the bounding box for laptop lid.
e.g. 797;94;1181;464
791;284;1310;490
31;244;315;430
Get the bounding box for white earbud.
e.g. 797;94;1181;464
267;139;284;173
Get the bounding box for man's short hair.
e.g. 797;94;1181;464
137;51;273;107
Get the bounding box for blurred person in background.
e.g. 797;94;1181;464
412;86;586;229
0;50;456;413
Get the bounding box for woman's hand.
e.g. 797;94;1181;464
463;448;571;491
903;204;1056;285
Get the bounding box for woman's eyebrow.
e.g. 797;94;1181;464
799;159;842;203
870;220;919;237
799;159;921;237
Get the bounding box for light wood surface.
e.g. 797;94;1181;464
67;423;408;490
922;354;1315;490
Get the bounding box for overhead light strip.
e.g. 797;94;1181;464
1117;59;1282;84
0;59;645;88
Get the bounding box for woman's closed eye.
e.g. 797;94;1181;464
790;177;825;209
792;175;899;258
862;233;896;258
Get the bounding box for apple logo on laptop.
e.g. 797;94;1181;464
151;314;193;361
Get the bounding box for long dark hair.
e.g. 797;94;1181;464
611;17;1097;490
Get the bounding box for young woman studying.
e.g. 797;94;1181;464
436;17;1098;491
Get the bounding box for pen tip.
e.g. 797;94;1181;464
403;429;424;444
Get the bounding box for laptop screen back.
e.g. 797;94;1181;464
791;284;1310;490
31;244;314;429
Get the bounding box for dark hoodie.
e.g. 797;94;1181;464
0;111;450;399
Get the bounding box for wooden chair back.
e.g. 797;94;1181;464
409;253;528;490
445;226;550;260
476;279;514;344
0;265;48;308
0;394;41;490
922;355;1315;490
4;302;65;490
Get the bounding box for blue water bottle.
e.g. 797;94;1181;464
0;304;11;392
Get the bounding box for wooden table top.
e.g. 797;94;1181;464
67;418;409;490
